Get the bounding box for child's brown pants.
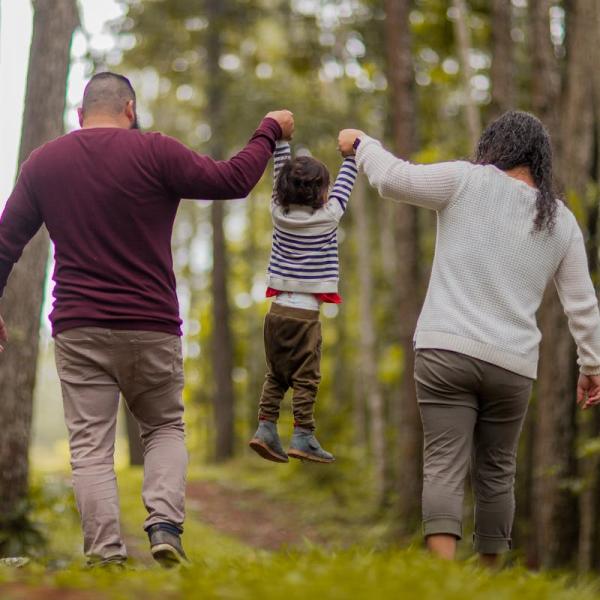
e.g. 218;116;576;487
258;303;322;429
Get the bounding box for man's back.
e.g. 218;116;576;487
32;128;182;335
0;118;281;335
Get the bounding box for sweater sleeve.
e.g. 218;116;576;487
355;135;469;211
271;141;291;207
554;224;600;375
0;162;44;296
326;156;358;221
157;117;282;200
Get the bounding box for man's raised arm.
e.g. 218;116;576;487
156;111;294;201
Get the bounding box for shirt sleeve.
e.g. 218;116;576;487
554;223;600;375
355;135;470;211
326;156;358;221
271;141;291;207
0;162;44;296
157;117;282;200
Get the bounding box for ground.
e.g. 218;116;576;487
1;460;600;599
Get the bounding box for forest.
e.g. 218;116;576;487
2;0;600;598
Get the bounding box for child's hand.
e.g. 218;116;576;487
265;110;295;140
338;129;364;157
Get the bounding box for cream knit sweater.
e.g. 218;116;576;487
356;135;600;379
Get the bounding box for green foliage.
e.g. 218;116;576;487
3;468;600;599
0;501;45;560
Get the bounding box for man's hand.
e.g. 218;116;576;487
265;110;294;141
577;373;600;409
0;315;8;352
338;129;365;157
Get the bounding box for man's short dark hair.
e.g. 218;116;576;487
82;72;136;116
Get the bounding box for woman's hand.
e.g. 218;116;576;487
338;129;364;157
577;373;600;409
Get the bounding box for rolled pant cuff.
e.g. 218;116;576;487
473;534;511;554
422;517;462;540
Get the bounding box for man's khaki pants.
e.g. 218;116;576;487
54;327;188;561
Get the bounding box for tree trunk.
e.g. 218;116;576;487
559;0;598;572
529;0;561;134
489;0;514;118
528;0;562;569
531;0;596;569
245;195;265;437
206;0;235;461
451;0;481;148
0;0;78;548
384;0;422;531
354;176;388;508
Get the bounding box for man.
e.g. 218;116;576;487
0;72;294;567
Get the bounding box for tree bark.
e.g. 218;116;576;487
530;0;596;569
0;0;78;544
451;0;481;148
206;0;236;461
244;195;265;437
354;176;388;508
384;0;422;530
489;0;514;118
559;0;598;573
528;0;563;569
529;0;561;133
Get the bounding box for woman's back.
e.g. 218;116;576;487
418;163;576;378
356;135;600;379
340;110;600;563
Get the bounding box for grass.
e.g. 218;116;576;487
1;466;600;599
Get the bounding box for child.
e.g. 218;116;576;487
249;140;357;463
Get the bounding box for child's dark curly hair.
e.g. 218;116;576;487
275;156;330;212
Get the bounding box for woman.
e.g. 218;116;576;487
338;111;600;564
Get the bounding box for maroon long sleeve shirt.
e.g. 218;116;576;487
0;117;282;336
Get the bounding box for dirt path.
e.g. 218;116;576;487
1;583;102;600
0;478;324;599
186;480;324;551
117;478;325;566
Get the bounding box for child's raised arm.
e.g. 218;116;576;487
272;141;291;206
327;155;358;220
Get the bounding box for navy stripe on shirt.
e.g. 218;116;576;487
268;145;356;289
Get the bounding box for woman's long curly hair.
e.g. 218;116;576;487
474;110;559;232
275;156;330;212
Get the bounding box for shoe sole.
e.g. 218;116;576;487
287;448;335;464
249;439;289;463
151;543;190;569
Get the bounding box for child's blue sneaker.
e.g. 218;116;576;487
288;427;335;463
249;420;289;463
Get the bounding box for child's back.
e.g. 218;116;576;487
267;142;357;296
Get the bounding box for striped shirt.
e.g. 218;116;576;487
266;142;357;294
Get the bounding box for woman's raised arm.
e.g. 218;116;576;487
338;130;470;211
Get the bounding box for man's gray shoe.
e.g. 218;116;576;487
147;524;190;568
288;427;335;463
249;420;289;463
